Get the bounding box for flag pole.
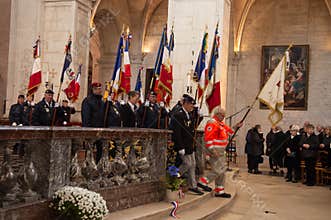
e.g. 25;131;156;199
226;44;293;147
51;34;72;127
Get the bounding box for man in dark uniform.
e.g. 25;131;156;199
9;95;27;126
172;95;203;195
138;91;160;128
81;82;105;127
120;91;140;128
56;100;76;126
169;94;190;129
32;89;58;126
23;93;35;125
105;92;122;127
9;95;27;157
81;82;105;163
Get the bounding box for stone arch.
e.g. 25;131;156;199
233;0;331;52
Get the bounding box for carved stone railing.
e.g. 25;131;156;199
0;126;170;214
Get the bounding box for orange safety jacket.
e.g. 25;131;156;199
204;116;234;149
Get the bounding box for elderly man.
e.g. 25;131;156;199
32;89;58;126
198;107;242;198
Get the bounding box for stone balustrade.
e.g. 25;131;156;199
0;126;171;218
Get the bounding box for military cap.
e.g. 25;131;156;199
183;94;195;104
45;89;54;94
149;91;157;96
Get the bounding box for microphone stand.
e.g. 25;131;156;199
224;105;250;171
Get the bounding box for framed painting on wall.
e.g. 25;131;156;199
260;45;309;110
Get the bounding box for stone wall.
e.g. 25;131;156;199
228;0;331;155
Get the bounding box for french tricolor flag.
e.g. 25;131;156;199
120;34;132;94
28;37;42;95
111;34;124;98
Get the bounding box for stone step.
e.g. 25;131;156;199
107;169;238;220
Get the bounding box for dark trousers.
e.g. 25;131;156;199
247;154;259;171
304;157;316;184
286;156;299;180
269;157;274;170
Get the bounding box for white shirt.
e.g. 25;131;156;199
128;101;136;112
182;107;190;120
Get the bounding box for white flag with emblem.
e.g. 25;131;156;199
258;55;286;125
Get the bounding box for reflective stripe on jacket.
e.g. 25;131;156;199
204;116;234;149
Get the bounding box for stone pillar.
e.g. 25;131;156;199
42;0;92;110
5;0;92;116
5;0;43;115
0;0;11;117
167;0;231;121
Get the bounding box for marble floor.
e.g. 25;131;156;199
218;170;331;220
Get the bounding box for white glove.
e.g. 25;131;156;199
63;121;68;125
144;100;150;107
160;101;165;108
54;102;59;108
107;96;112;102
120;100;125;105
31;102;35;107
18;124;23;127
12;122;17;126
178;149;185;156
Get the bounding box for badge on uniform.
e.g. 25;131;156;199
44;105;50;112
207;126;212;132
114;108;119;115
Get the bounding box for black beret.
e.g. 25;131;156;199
91;82;102;88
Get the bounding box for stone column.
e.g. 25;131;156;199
42;0;92;110
167;0;231;110
5;0;93;116
0;0;12;117
5;0;43;115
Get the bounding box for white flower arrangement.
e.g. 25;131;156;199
50;186;109;220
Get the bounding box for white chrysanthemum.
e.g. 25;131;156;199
51;186;109;220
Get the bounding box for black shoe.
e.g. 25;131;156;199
215;192;231;198
306;183;315;186
254;170;262;174
197;183;212;192
189;187;204;195
292;180;298;183
248;170;253;174
286;179;292;182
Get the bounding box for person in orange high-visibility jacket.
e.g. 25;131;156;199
197;107;242;198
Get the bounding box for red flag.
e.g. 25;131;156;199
206;81;221;113
64;65;82;102
28;37;42;94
